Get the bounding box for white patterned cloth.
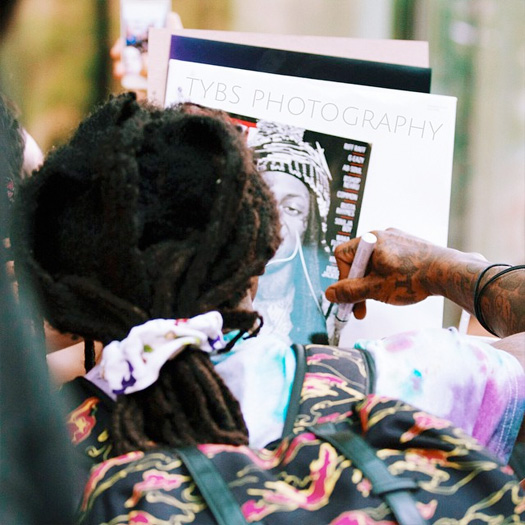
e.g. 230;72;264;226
95;312;224;396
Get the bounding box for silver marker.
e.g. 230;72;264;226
330;232;377;346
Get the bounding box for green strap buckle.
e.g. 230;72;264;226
309;423;429;525
176;446;264;525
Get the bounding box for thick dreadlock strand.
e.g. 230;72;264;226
112;395;149;453
199;168;281;325
185;130;280;324
13;95;281;453
175;120;250;309
148;241;198;319
112;351;248;454
186;353;248;441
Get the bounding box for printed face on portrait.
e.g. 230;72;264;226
263;171;310;263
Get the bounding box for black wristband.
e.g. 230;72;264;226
473;264;524;336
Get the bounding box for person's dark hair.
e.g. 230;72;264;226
0;93;24;248
13;93;281;452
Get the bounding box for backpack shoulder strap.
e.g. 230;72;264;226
310;422;429;525
176;447;264;525
283;344;374;437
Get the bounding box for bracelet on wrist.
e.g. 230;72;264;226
473;264;525;336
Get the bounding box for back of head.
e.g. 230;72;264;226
13;93;280;345
12;93;281;451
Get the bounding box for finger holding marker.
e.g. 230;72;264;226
336;232;377;318
332;236;362;281
326;232;377;305
328;232;377;345
352;301;367;320
329;234;378;307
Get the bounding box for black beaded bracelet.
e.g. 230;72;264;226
473;263;525;336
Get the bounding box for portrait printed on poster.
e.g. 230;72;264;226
232;115;371;344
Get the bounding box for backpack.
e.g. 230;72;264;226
65;345;524;523
76;393;523;524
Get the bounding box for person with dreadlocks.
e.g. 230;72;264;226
248;120;333;345
12;92;292;488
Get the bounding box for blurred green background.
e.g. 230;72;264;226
1;0;523;327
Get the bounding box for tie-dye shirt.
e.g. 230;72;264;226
214;327;524;462
212;332;296;449
355;327;524;462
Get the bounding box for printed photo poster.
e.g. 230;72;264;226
164;49;457;346
230;113;371;344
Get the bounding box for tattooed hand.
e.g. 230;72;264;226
325;228;447;318
325;228;524;337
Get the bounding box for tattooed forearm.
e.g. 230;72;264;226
425;255;524;337
427;258;485;311
476;266;525;337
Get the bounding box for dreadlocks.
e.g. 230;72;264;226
13;93;281;452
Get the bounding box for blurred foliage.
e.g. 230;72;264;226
0;0;231;153
425;2;476;251
425;1;524;262
0;0;119;152
172;0;231;30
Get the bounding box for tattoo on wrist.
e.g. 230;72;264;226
474;264;525;337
